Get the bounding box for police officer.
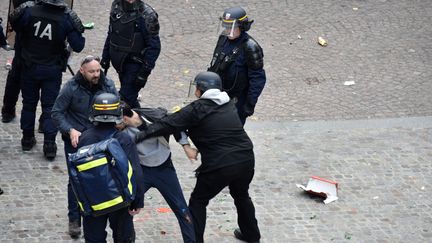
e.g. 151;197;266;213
10;0;85;159
77;92;145;243
135;71;261;243
208;7;266;125
52;56;118;238
101;0;161;109
1;0;34;123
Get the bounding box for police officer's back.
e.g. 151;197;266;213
10;0;85;159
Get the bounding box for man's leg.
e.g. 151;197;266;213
83;214;109;243
63;135;81;238
154;165;196;243
119;63;141;108
109;207;135;243
229;163;260;242
39;66;62;159
189;170;228;243
2;57;21;123
20;65;39;150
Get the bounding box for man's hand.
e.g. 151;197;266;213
123;110;143;128
182;144;198;163
243;101;256;117
128;208;141;216
100;58;110;70
135;69;150;88
69;128;82;148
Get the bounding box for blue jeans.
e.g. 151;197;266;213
141;158;196;243
20;64;61;142
62;135;81;224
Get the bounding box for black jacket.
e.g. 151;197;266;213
139;95;254;173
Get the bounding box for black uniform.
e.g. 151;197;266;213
102;0;161;108
136;91;261;243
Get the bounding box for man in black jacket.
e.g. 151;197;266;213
135;71;261;243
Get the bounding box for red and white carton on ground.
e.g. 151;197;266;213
296;176;338;204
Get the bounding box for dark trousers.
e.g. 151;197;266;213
62;135;81;225
2;57;21;114
20;64;61;142
83;207;135;243
141;160;196;243
189;162;260;243
119;63;142;108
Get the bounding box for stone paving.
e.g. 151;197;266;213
1;0;432;242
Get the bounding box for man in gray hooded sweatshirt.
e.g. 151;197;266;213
135;71;261;243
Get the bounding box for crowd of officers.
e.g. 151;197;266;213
1;0;266;242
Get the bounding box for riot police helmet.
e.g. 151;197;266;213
38;0;67;7
220;6;253;37
89;93;123;124
194;71;222;93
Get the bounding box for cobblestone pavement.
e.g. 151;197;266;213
1;0;432;242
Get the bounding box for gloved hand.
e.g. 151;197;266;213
135;130;148;144
100;58;110;70
135;69;150;88
243;101;256;117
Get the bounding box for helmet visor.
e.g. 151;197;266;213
220;19;239;38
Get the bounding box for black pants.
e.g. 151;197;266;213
2;57;21;114
189;162;260;243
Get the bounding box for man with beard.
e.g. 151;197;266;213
51;56;118;238
101;0;161;108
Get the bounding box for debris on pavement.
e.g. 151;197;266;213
157;207;172;213
318;36;328;46
296;176;338;204
83;22;94;29
344;80;355;86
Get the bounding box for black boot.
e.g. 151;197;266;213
43;142;57;160
21;136;36;151
68;220;81;239
1;107;16;123
234;229;260;243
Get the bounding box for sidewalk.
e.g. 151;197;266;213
1;116;431;242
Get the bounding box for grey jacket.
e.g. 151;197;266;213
51;73;118;134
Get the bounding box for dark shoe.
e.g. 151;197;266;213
68;220;81;239
43;142;57;160
1;112;15;123
234;228;260;243
21;136;36;151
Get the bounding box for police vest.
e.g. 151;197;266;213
209;35;249;99
108;3;145;71
21;5;65;66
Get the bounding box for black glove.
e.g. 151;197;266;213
135;69;150;88
243;101;256;117
135;130;148;143
100;58;110;70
